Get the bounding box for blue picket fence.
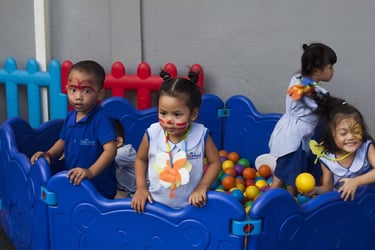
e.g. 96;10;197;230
0;57;67;127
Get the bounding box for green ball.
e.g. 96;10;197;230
237;158;250;167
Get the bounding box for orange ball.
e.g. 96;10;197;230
227;151;240;163
219;150;228;157
221;175;236;190
258;164;272;178
242;167;257;180
223;167;237;177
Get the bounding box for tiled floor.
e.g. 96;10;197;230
0;229;15;250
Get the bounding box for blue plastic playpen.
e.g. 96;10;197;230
1;59;375;250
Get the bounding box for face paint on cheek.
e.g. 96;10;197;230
175;122;188;130
351;123;363;140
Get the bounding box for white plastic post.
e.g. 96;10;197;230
33;0;50;122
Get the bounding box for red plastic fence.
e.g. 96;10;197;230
61;61;204;110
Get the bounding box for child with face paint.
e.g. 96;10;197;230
31;60;118;199
309;101;375;201
131;71;220;212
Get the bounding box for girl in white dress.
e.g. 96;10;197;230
269;43;337;195
309;102;375;201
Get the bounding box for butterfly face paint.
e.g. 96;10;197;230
338;119;363;141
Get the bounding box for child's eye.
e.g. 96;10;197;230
67;87;76;93
159;111;166;116
83;88;91;95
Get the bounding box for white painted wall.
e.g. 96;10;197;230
1;0;375;134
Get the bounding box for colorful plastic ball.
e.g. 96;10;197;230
260;185;271;192
255;179;268;189
237;158;250;167
215;184;225;192
235;176;245;185
222;160;235;170
242;167;257;180
244;200;253;214
221;175;236;190
245;185;260;200
258;164;272;178
296;193;311;204
230;188;244;202
223;167;237;177
220;156;228;162
255;176;265;182
236;183;245;192
267;176;273;185
220;173;231;181
210;179;219;190
234;164;245;176
245;178;255;187
295;172;316;193
227;151;240;163
219;149;228;157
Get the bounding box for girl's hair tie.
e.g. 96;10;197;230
160;70;171;81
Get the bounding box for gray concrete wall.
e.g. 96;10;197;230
1;0;375;134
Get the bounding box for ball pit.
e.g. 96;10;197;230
213;150;316;213
213;150;275;213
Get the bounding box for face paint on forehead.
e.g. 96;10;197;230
67;77;97;92
338;118;363;140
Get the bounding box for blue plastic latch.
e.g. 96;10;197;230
40;186;57;206
217;108;230;118
232;218;262;236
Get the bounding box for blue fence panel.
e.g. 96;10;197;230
0;117;63;250
0;57;67;127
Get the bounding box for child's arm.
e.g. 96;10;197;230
131;134;152;213
67;140;117;186
30;139;65;164
189;135;220;207
309;163;334;196
338;144;375;201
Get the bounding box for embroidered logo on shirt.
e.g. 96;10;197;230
187;151;202;160
80;139;95;146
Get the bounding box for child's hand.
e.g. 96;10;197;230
30;151;51;165
131;188;152;213
67;167;92;186
188;186;207;208
338;178;359;201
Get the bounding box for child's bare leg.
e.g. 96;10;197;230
270;175;284;188
286;185;297;196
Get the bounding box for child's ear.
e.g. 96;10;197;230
191;108;199;121
97;88;105;101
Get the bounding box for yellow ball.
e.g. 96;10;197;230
245;185;260;200
295;173;315;193
222;160;234;170
255;179;268;189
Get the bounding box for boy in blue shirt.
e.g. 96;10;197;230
31;60;117;199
